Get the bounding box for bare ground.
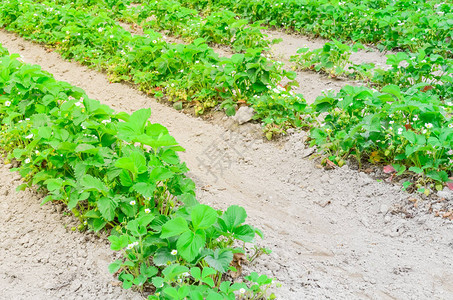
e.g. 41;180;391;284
1;30;453;300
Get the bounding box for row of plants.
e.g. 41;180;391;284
290;41;453;102
288;40;453;191
118;0;280;53
34;0;276;54
3;1;451;193
0;0;297;117
309;84;453;193
176;0;453;57
0;44;276;299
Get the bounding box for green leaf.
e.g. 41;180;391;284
81;175;107;194
160;217;189;239
131;182;156;198
163;287;179;299
176;230;205;262
205;291;223;300
219;205;247;232
115;151;147;177
108;234;129;251
92;218;107;232
40;195;53;205
37;126;52;139
133;275;147;286
108;259;122;274
68;191;89;210
232;224;255;242
152;276;164;289
136;133;180;150
426;170;449;183
190;267;201;281
382;85;401;100
149;167;174;181
85;210;102;219
44;178;63;192
140;263;158;278
119;200;136;217
409;166;423;174
191;204;217;231
201;267;216;288
126;219;148;237
178;194;199;207
119;170;133;187
162;264;189;280
115;157;136;175
204;249;233;273
97;197;119;221
75;143;96;153
117;108;151;140
154;248;177;266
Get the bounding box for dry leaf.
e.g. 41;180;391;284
443;211;452;218
228;253;247;279
325;158;336;169
370;151;381;163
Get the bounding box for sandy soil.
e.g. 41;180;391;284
0;160;141;300
1;30;453;300
266;30;394;103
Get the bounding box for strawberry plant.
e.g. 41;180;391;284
290;40;364;78
0;0;296;117
309;84;453;190
132;0;278;53
0;45;276;298
176;0;453;57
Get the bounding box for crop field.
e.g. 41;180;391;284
0;0;452;299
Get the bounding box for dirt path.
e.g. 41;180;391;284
124;21;366;103
266;30;393;102
266;30;391;67
1;30;453;300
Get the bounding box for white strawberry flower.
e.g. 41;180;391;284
5;101;11;107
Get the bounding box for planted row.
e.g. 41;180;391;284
0;45;276;299
119;0;279;53
176;0;453;57
5;0;451;192
290;41;453;102
36;0;276;53
310;84;453;192
0;0;297;116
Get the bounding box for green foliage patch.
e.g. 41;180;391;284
0;45;275;299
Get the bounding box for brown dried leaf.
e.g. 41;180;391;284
443;211;452;218
325;158;336;170
228;253;247;279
